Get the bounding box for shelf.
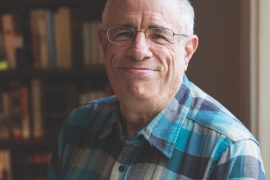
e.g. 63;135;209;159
0;137;58;149
0;0;107;12
0;67;108;81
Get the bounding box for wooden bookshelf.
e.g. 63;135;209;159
0;0;108;179
0;137;57;149
0;67;107;80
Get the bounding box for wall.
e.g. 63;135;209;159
250;0;270;175
187;0;244;125
187;0;270;174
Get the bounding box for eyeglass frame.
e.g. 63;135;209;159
102;26;188;45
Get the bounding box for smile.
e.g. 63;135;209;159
119;67;156;75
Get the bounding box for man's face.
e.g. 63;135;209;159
99;0;197;107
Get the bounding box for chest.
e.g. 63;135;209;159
61;137;215;180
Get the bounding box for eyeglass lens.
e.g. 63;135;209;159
107;27;175;45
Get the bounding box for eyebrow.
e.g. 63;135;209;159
119;23;134;28
119;23;168;30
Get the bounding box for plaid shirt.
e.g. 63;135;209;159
47;75;266;180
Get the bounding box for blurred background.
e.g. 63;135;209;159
0;0;269;179
188;0;270;176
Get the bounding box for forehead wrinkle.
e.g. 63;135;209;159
103;0;180;30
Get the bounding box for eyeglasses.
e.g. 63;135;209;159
104;26;188;45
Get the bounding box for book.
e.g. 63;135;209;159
1;14;16;69
31;78;44;138
30;9;51;69
55;7;72;68
0;32;8;71
35;9;50;69
0;91;10;139
53;11;62;69
83;21;103;67
8;81;22;139
47;9;56;68
19;86;30;139
29;10;40;68
0;150;12;180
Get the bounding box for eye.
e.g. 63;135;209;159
148;33;167;40
114;31;134;40
146;28;171;44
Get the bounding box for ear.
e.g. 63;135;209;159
183;35;198;71
98;29;108;53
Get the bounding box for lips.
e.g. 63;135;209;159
118;67;156;75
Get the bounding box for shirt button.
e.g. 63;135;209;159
119;165;125;172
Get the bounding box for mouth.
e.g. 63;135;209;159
118;67;156;75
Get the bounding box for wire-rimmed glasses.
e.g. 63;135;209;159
104;26;188;45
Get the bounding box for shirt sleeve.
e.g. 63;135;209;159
47;118;69;180
210;139;266;180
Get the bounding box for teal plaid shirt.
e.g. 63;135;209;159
47;75;266;180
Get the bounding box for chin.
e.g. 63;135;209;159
116;88;154;101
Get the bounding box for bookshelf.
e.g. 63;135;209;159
0;0;108;179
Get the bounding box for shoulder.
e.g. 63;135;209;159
65;95;118;130
185;81;258;145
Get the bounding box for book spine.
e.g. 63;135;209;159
0;91;10;139
0;32;8;71
58;7;72;68
1;14;16;69
29;10;41;69
31;78;44;138
35;9;49;69
53;11;62;68
0;150;12;180
47;9;56;68
19;86;30;139
8;81;22;139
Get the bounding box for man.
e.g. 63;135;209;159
47;0;266;179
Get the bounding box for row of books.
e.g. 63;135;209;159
0;79;111;140
0;7;104;71
0;80;41;139
11;150;52;180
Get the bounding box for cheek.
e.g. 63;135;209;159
163;45;185;72
164;47;186;88
104;45;123;67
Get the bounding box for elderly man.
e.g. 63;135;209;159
47;0;266;179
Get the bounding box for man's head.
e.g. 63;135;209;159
98;0;198;113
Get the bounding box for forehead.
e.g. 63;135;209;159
103;0;180;29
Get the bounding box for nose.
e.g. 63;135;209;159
126;32;153;61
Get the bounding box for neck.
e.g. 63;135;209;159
119;99;166;139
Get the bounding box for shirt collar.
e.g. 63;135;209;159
140;74;192;158
100;75;192;159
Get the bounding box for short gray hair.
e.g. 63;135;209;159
102;0;195;35
175;0;195;35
